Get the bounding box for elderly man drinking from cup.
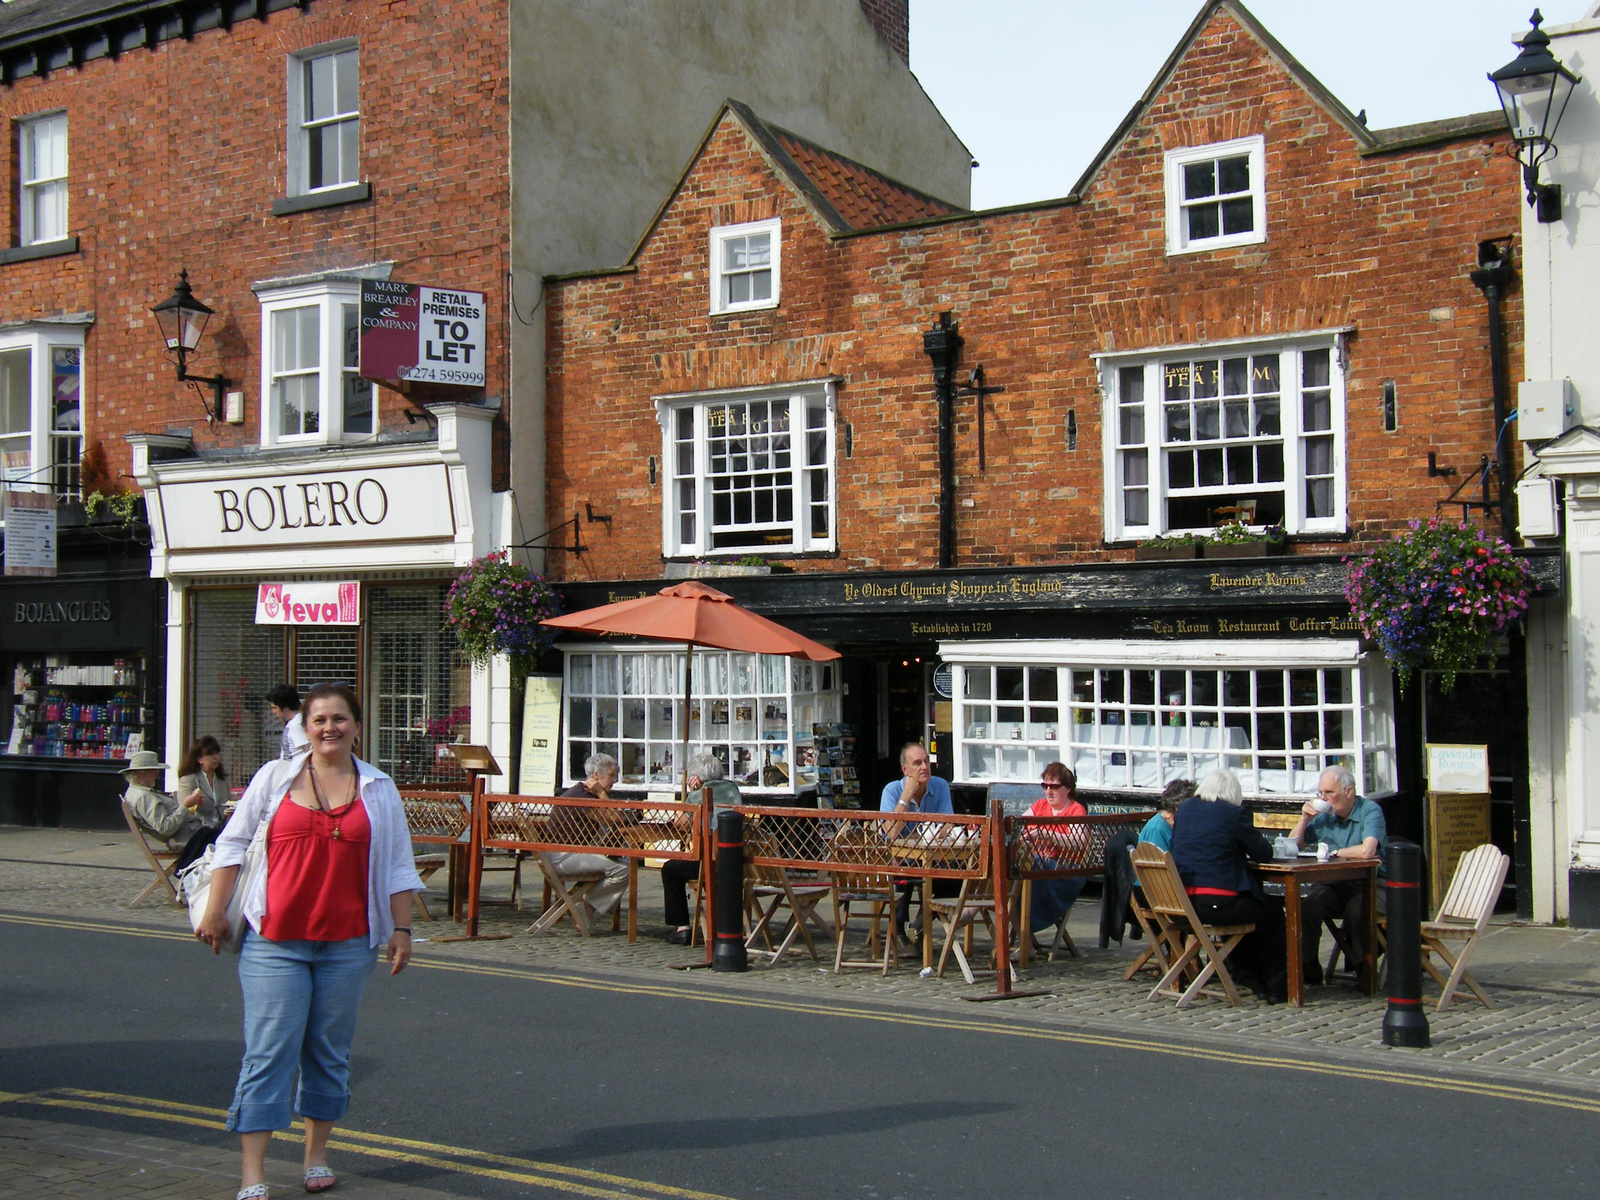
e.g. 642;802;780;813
1289;765;1387;985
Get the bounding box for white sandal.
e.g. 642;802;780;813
238;1185;270;1200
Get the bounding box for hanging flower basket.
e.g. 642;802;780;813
1345;518;1531;695
444;551;562;676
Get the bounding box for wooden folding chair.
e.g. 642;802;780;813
1041;891;1079;961
1421;843;1509;1011
411;854;447;921
527;851;609;936
1130;843;1255;1008
1322;917;1357;982
832;871;900;975
931;875;998;985
1122;860;1184;982
120;799;181;907
744;842;832;966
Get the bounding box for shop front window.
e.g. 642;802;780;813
6;653;150;759
948;640;1393;799
368;583;469;786
187;581;465;786
561;644;839;792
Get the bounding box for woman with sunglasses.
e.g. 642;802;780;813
1023;763;1091;940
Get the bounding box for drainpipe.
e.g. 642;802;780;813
1469;238;1516;541
922;312;963;569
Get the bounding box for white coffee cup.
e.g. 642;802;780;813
1310;798;1332;815
1316;842;1331;862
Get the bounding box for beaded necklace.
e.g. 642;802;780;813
308;761;359;839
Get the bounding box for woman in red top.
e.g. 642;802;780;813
1024;763;1091;939
199;683;422;1200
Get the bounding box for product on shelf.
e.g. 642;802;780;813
5;654;150;761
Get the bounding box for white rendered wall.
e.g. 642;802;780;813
1523;13;1600;919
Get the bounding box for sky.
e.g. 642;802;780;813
908;0;1589;210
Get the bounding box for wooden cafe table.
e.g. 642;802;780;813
886;831;983;968
1251;856;1380;1007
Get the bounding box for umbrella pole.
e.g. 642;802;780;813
679;644;693;806
678;645;717;965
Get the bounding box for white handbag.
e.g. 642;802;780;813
181;813;270;954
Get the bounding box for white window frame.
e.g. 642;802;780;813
1099;333;1347;542
257;281;375;447
0;322;87;499
18;112;68;246
1164;136;1265;255
559;643;840;793
287;41;360;197
709;218;781;314
656;380;837;557
940;639;1395;801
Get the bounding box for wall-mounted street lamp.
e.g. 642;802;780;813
1490;9;1581;224
151;269;232;422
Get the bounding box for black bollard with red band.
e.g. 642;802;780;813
1382;838;1429;1048
713;809;749;973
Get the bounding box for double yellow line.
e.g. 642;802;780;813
1;1088;733;1200
8;910;1600;1120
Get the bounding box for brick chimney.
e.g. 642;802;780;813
859;0;909;63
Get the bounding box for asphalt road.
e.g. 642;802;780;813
3;917;1597;1199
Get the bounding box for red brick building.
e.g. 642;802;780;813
0;0;967;826
543;0;1549;873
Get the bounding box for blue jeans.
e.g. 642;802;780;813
227;930;377;1133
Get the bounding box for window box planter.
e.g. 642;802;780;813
1133;542;1202;561
1203;539;1287;559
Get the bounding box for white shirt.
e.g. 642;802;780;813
279;712;310;760
213;752;424;949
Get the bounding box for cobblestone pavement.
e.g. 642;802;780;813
6;824;1600;1196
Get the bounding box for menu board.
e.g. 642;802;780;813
1425;791;1491;908
518;675;563;795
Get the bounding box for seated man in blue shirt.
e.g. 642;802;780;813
880;742;954;936
1290;765;1387;984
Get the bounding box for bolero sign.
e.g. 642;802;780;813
157;463;456;552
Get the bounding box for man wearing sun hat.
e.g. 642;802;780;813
123;750;214;868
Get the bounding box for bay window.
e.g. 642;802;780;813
0;324;85;498
944;639;1394;800
257;280;374;446
561;644;840;793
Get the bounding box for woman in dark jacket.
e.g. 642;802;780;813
1169;768;1286;1003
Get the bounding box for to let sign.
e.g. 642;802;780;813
360;280;485;388
257;581;361;626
